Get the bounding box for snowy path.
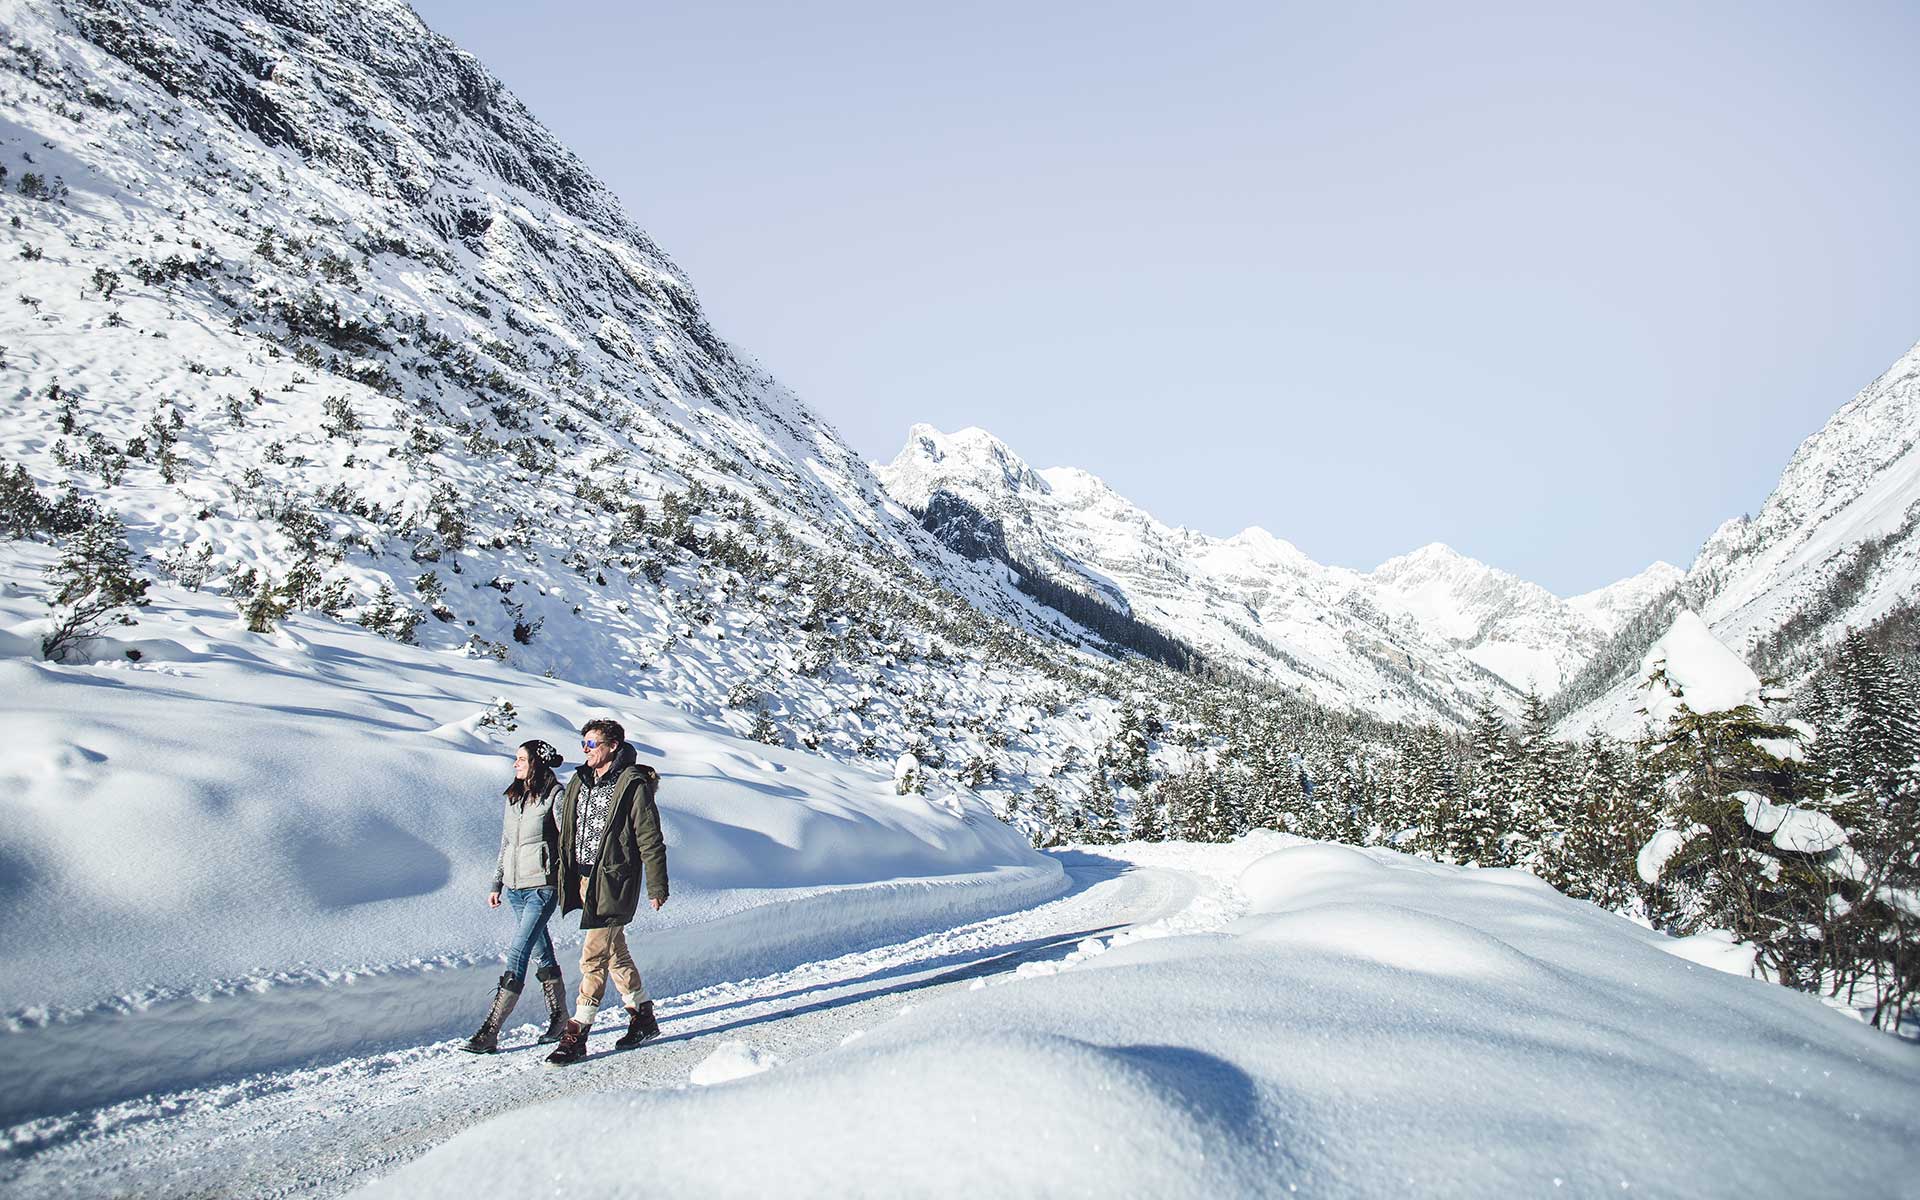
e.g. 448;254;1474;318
0;850;1229;1199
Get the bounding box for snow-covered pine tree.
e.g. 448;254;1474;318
1512;688;1576;885
1458;699;1514;866
1083;759;1120;844
1560;732;1656;909
1802;630;1920;1028
1635;615;1839;985
1128;785;1166;842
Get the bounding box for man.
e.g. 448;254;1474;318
545;718;669;1065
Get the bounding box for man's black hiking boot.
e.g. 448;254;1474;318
614;1000;659;1050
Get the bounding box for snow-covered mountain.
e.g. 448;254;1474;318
1569;560;1688;637
1564;340;1920;735
880;425;1673;717
0;0;1197;816
1691;339;1920;654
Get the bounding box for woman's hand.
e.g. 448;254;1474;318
488;891;502;909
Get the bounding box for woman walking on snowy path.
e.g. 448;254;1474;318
462;739;570;1054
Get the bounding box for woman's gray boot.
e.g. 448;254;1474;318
462;972;523;1054
535;964;568;1044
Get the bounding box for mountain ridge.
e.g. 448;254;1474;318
877;425;1676;714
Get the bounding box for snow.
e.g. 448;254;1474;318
1738;791;1847;855
1659;927;1761;977
365;838;1920;1198
1567;560;1685;637
690;1039;785;1086
1637;609;1764;725
1636;825;1701;884
0;555;1060;1121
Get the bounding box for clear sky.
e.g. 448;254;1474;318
409;0;1920;597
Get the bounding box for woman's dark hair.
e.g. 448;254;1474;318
505;740;559;806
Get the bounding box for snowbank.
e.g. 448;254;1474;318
367;840;1920;1198
0;567;1060;1119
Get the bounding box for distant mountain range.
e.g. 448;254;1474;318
877;425;1680;721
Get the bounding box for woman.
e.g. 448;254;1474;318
463;738;570;1054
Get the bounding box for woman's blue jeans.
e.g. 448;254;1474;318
503;885;557;979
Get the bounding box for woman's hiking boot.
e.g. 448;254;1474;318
614;1000;659;1050
461;971;523;1054
534;964;568;1044
544;1019;590;1066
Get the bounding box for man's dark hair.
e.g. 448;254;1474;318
581;718;625;746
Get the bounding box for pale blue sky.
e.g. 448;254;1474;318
410;0;1920;596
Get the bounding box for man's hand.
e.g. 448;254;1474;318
487;892;501;909
578;877;589;904
651;896;666;911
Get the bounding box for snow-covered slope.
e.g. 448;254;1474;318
1691;339;1920;654
0;550;1060;1120
882;426;1671;718
1563;340;1920;735
1370;542;1631;696
0;0;1233;836
1569;560;1686;637
369;838;1920;1197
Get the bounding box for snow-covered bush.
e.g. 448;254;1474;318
893;752;922;796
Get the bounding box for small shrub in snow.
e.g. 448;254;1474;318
357;583;423;644
893;752;922;796
1;464;58;539
466;634;510;661
477;698;519;733
240;574;289;633
960;754;998;788
158;541;215;590
750;706;783;747
42;513;150;660
320;394;359;439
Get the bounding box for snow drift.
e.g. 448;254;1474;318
367;838;1920;1198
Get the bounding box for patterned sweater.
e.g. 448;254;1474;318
573;759;628;868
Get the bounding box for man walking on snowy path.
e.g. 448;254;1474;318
545;718;669;1065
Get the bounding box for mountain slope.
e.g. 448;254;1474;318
1564;340;1920;735
0;0;1192;814
881;425;1673;720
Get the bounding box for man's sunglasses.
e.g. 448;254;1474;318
581;739;600;750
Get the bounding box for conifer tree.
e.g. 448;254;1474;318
1639;662;1830;983
1803;631;1920;1028
1512;688;1574;883
1459;700;1513;866
1083;759;1120;844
